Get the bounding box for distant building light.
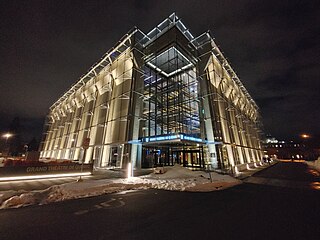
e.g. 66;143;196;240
266;137;278;143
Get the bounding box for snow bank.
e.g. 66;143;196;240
0;165;240;209
305;159;320;171
0;180;149;209
146;164;205;179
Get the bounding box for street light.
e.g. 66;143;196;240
301;134;310;139
2;133;13;157
2;133;12;144
300;134;311;160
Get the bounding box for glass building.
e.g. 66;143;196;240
40;13;264;173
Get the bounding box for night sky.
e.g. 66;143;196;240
0;0;319;143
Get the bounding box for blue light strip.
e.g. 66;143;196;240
128;140;142;144
181;135;203;143
142;134;203;143
206;141;223;145
146;134;180;142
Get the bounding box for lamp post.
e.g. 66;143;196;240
300;134;311;160
2;133;12;157
3;133;12;144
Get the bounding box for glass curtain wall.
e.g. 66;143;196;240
142;49;200;138
138;44;203;168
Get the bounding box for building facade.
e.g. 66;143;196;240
40;13;263;172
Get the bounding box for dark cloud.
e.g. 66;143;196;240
0;0;319;142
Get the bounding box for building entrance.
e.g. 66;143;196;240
142;145;204;168
172;150;203;168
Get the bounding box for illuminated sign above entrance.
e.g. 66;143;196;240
142;133;203;144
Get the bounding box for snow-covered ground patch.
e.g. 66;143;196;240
305;159;320;171
0;165;240;209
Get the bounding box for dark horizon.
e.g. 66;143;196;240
0;0;319;144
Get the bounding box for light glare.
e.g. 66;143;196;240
0;172;91;182
127;163;132;178
2;133;12;139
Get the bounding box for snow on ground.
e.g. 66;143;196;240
306;159;320;172
0;165;241;209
